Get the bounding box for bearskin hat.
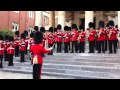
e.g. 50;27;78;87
15;31;19;36
40;27;45;33
72;24;77;29
24;30;28;36
0;35;3;40
30;32;34;38
106;23;109;27
54;28;57;32
34;26;39;31
9;36;14;42
99;21;105;28
57;24;62;30
115;25;118;28
79;25;84;30
21;33;26;39
34;31;43;44
5;35;9;40
89;22;94;28
108;20;114;27
64;26;68;31
68;27;71;31
49;27;54;32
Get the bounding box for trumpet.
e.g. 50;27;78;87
108;30;113;38
98;30;102;38
77;33;82;43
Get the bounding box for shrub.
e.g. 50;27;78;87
0;28;14;37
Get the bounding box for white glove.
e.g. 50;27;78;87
48;46;53;50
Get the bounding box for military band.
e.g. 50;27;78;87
0;20;119;79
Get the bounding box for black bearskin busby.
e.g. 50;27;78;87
57;24;62;30
34;31;43;44
40;27;45;33
24;30;28;37
99;21;105;28
9;36;14;42
108;20;114;27
79;25;84;30
0;35;3;40
72;24;77;29
15;31;19;36
64;26;68;31
115;25;118;28
5;35;9;41
21;33;26;39
54;28;57;32
89;22;94;28
49;27;54;32
68;27;71;31
30;32;34;38
34;26;39;31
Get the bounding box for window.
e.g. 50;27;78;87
44;16;49;25
28;11;34;19
28;26;33;34
13;11;19;13
12;22;19;32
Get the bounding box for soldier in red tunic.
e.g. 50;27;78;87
19;33;26;62
56;24;63;53
78;25;86;53
0;35;4;68
63;26;70;53
68;27;71;51
7;36;14;66
87;22;96;53
47;27;55;55
31;31;52;79
108;20;118;54
29;32;34;60
14;31;20;57
4;35;10;61
70;24;79;53
24;30;29;55
96;21;105;53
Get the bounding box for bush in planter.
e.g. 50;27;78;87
0;28;14;37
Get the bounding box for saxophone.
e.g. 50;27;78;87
98;29;102;38
33;55;38;64
78;32;82;43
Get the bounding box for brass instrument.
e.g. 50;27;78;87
77;32;82;43
108;30;113;38
98;29;102;38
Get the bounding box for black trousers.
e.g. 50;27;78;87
95;41;98;51
89;41;94;53
33;64;42;79
57;42;62;53
25;46;28;54
71;41;78;53
79;42;85;53
15;46;19;57
109;40;118;53
8;54;14;66
98;41;105;53
64;42;69;53
20;51;25;62
68;42;70;51
4;51;8;61
105;40;108;51
0;55;3;68
48;44;53;55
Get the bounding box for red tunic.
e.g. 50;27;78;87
19;39;26;52
0;41;4;55
7;45;15;55
4;41;10;51
29;38;34;51
78;31;86;42
56;30;63;43
96;28;105;41
108;28;118;41
47;33;55;44
70;29;79;41
63;32;70;42
42;34;46;47
31;44;51;64
88;30;96;41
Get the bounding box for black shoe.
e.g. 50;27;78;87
108;52;112;54
0;66;3;68
70;51;74;53
97;52;101;53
